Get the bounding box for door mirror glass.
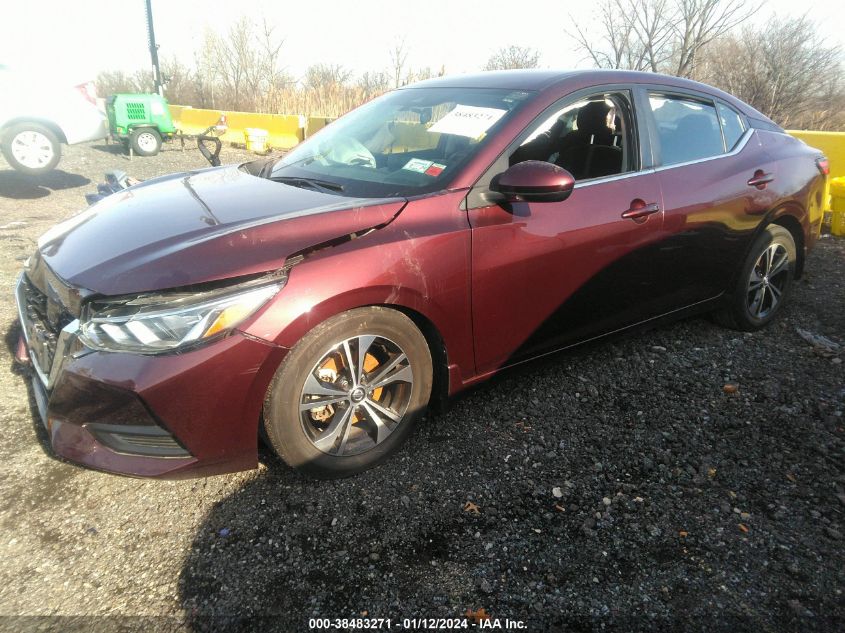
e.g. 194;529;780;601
491;160;575;203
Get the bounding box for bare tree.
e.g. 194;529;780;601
389;38;409;88
198;17;289;111
96;70;140;95
304;64;352;90
696;16;844;129
484;46;541;70
357;71;391;98
159;56;200;105
571;0;756;77
673;0;757;76
571;0;673;72
95;69;154;95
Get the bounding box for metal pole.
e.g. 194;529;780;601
145;0;164;96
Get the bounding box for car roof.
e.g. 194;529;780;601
406;69;775;125
405;69;590;91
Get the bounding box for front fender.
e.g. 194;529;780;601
241;191;475;393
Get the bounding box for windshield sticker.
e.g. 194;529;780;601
428;105;507;138
402;158;434;173
424;163;445;177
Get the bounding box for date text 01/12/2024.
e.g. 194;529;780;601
308;617;528;629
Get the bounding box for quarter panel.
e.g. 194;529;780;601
756;130;823;247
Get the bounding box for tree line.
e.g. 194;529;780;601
97;3;843;130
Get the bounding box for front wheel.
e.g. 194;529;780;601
713;224;796;331
1;123;61;174
263;307;433;478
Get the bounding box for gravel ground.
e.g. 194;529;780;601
0;142;843;632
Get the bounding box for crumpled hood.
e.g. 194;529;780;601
37;165;406;295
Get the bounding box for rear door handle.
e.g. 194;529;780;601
748;170;774;189
622;200;660;221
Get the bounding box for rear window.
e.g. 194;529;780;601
649;94;724;166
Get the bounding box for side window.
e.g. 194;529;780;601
509;91;636;181
648;94;724;166
717;102;746;151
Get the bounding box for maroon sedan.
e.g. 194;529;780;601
14;70;827;478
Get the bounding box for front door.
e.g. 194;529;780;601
467;89;667;375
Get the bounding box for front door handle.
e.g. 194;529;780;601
622;200;660;221
748;170;774;189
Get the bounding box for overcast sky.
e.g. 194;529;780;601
1;0;841;84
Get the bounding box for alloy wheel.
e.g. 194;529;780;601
299;335;413;456
747;243;789;319
11;131;54;169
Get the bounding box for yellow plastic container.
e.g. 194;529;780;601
831;177;845;237
244;127;269;153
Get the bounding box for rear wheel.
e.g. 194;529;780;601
713;224;796;331
130;128;161;156
263;307;433;478
1;122;61;174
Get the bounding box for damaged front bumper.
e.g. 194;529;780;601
14;272;197;476
13;271;284;478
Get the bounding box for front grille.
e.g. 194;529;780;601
16;269;80;387
20;276;59;375
21;273;75;330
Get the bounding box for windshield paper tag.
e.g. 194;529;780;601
402;158;433;173
428;105;507;138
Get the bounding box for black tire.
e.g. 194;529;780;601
713;224;796;331
130;128;161;156
263;307;433;478
1;122;61;174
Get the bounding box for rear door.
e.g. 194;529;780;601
639;88;778;306
467;87;667;375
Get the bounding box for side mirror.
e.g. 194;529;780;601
490;160;575;203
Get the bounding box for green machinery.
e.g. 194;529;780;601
106;93;176;156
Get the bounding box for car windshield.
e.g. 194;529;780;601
269;87;534;197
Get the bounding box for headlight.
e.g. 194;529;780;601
79;279;284;354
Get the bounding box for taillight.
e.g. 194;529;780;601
75;81;97;106
816;156;830;176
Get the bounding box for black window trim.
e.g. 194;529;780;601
714;99;748;152
466;83;645;210
636;84;753;171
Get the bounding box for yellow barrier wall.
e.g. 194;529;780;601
787;130;845;179
169;106;303;149
787;130;845;220
306;116;332;138
167;104;189;123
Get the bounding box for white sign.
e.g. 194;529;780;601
429;105;507;139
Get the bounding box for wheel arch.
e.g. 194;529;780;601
769;211;806;279
724;202;807;296
1;117;67;144
388;304;450;413
246;286;460;421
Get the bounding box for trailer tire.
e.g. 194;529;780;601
130;128;162;156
